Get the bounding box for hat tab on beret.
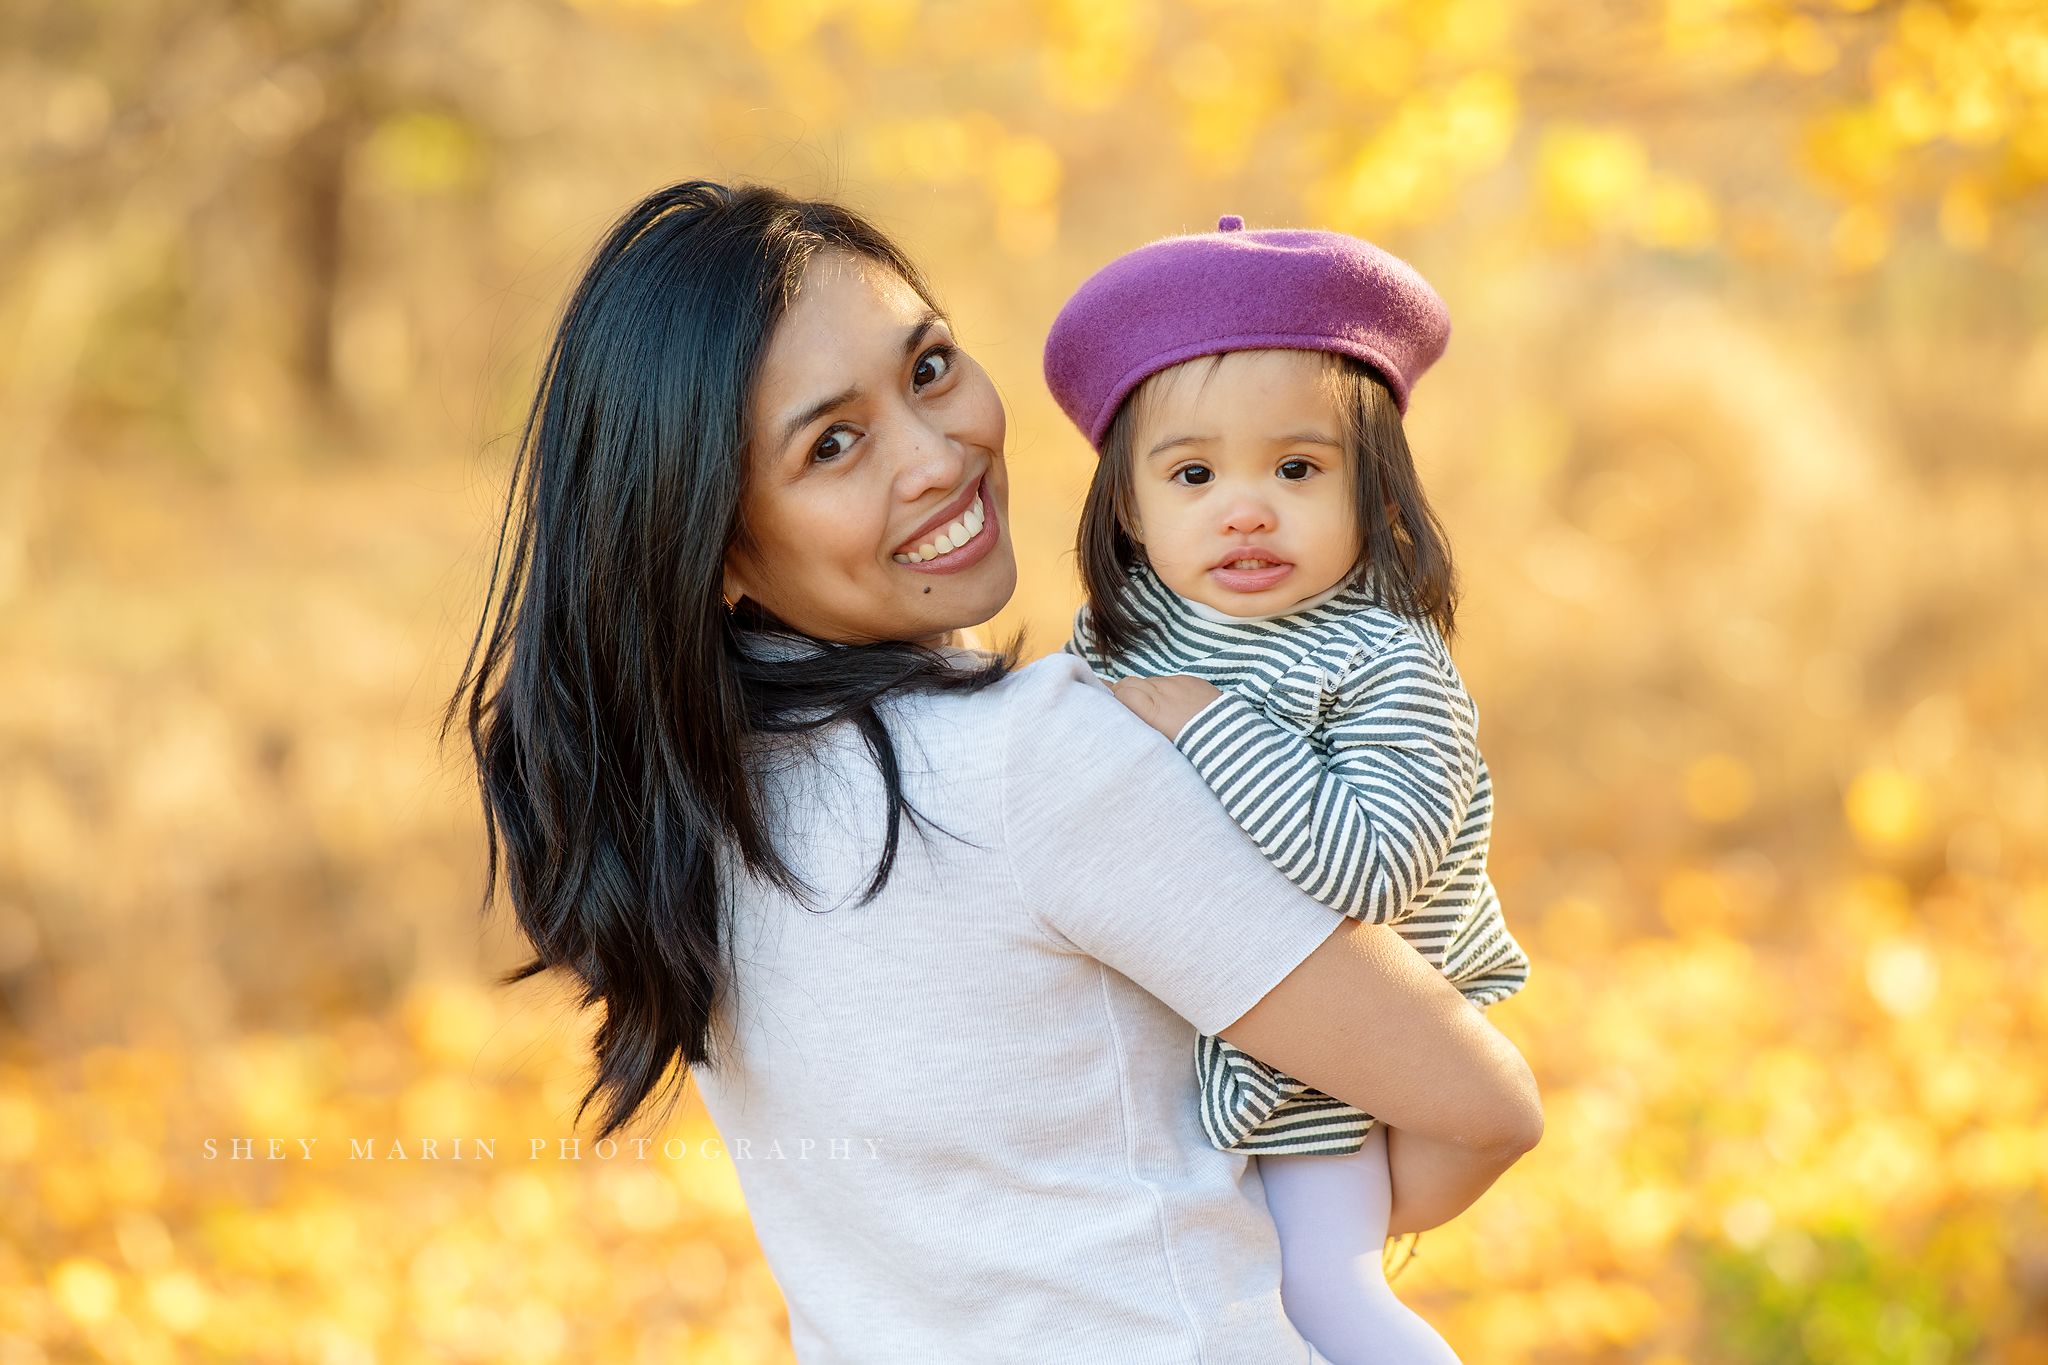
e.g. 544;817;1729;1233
1217;214;1245;232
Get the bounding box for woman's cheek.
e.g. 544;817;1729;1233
960;365;1007;452
987;455;1013;518
814;471;887;570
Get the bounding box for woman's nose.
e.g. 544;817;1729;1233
895;409;968;499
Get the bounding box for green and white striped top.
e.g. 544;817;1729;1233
1069;562;1529;1155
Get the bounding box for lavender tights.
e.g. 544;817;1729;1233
1258;1125;1464;1364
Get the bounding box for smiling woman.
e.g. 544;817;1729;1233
722;249;1015;642
451;181;1539;1364
449;184;1018;1142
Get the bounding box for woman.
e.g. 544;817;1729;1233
454;182;1541;1362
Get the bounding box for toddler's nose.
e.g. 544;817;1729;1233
1221;498;1278;536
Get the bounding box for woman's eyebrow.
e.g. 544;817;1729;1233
777;384;861;451
903;311;945;357
773;313;947;452
1272;430;1343;446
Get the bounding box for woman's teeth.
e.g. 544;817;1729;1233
893;494;985;564
1226;559;1277;569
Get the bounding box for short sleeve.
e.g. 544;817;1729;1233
1000;655;1342;1036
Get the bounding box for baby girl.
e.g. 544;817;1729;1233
1044;217;1530;1363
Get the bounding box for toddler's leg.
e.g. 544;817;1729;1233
1259;1125;1462;1365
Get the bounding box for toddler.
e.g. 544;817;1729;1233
1043;218;1529;1363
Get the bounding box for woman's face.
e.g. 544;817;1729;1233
725;251;1016;645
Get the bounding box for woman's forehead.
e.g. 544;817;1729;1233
758;254;930;396
786;251;928;340
752;251;946;468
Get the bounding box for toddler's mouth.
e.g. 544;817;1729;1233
1208;548;1294;594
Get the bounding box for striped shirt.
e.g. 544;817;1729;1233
1069;563;1529;1155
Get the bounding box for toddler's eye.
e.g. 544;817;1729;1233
1278;458;1315;481
814;427;857;462
912;347;953;389
1172;464;1214;486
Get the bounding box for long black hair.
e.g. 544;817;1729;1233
1076;351;1459;659
451;182;1009;1139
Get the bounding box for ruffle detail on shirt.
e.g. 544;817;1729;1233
1262;640;1372;736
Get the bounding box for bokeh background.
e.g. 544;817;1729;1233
3;0;2046;1360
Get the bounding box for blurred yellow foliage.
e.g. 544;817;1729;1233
1315;73;1520;231
50;1257;119;1326
1685;754;1757;824
363;113;486;196
1540;124;1651;228
1039;0;1163;110
1847;766;1930;850
2;0;2045;1361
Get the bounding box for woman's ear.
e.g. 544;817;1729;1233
721;556;752;611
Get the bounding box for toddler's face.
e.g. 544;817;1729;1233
1126;349;1360;617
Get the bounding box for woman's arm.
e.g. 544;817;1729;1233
1004;659;1539;1228
1218;919;1542;1232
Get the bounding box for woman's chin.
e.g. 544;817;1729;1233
775;555;1017;646
925;545;1017;636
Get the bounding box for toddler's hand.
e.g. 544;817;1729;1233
1111;674;1223;741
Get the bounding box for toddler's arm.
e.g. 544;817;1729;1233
1127;634;1482;926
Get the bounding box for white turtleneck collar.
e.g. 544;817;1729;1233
1174;572;1360;626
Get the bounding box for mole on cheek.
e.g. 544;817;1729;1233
923;586;931;594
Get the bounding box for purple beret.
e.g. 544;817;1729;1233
1043;216;1451;447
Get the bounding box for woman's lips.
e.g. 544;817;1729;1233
894;478;983;556
891;477;999;575
1208;552;1294;594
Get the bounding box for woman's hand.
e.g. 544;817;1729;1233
1111;674;1223;740
1219;920;1543;1233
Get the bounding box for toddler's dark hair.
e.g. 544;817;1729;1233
1076;352;1459;660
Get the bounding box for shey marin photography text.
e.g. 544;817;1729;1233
200;1137;887;1162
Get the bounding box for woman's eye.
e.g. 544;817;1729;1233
912;347;953;389
1172;465;1214;487
1278;459;1315;481
813;427;857;462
